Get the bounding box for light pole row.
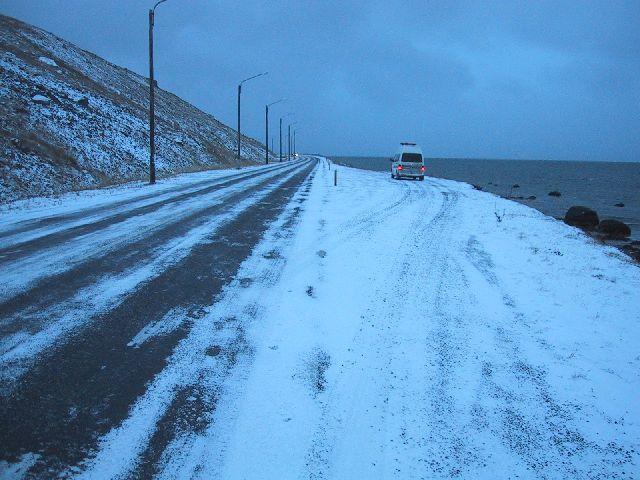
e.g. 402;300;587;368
148;3;300;184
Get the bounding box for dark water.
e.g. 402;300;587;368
331;157;640;241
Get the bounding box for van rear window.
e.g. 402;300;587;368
401;153;422;162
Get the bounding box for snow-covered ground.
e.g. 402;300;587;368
1;159;638;478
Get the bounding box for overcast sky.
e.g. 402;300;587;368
2;1;639;161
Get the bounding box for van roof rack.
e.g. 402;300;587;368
400;142;416;146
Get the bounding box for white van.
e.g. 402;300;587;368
391;143;425;181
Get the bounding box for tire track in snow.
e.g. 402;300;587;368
461;235;636;478
302;180;461;478
0;162;315;478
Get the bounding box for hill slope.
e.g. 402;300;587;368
0;14;267;203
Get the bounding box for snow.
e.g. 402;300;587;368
70;159;639;478
0;453;39;480
30;94;49;103
37;55;58;67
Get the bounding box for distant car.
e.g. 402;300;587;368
391;143;425;180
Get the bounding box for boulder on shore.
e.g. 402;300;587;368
597;219;631;239
564;206;599;229
549;191;562;197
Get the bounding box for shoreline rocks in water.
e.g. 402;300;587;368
597;219;631;239
562;205;635;262
564;206;599;229
548;190;562;197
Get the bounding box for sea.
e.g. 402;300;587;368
330;157;640;242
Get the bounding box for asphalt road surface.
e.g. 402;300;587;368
0;159;315;477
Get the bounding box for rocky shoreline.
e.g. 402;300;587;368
474;184;639;263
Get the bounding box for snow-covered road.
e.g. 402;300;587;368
1;158;638;479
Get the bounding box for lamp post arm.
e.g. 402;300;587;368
153;0;169;12
241;71;268;85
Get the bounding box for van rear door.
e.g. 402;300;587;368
400;153;423;175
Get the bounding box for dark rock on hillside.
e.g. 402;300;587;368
614;202;625;207
548;191;562;197
597;219;631;239
564;206;599;229
527;195;536;200
75;96;89;107
472;184;483;191
512;184;520;188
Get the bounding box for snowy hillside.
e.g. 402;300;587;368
0;14;267;203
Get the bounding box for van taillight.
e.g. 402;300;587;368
420;166;426;172
397;165;403;170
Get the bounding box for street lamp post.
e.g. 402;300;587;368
265;99;284;165
279;113;292;162
293;129;297;157
148;0;170;185
279;117;282;162
237;72;268;162
288;121;297;161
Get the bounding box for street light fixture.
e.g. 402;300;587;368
148;0;170;184
237;72;268;162
280;113;293;162
265;99;285;165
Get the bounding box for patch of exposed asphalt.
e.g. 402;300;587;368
0;163;307;337
0;162;315;477
303;348;331;397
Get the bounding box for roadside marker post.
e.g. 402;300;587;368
334;169;337;186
